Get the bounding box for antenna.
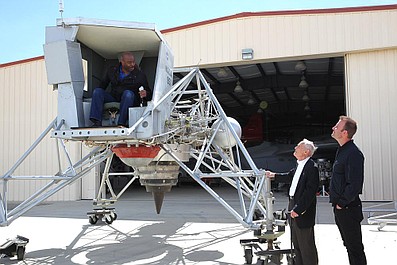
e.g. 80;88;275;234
59;0;65;25
59;0;64;14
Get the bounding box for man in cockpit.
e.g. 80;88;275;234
89;51;151;127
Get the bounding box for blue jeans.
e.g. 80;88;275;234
89;88;136;126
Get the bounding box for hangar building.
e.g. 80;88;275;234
1;5;396;202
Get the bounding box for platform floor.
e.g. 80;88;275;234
1;185;396;264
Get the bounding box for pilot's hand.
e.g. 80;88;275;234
139;89;147;98
265;171;275;179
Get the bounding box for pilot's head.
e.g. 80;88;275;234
119;51;136;73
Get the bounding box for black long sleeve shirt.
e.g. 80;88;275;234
99;64;151;103
329;140;364;208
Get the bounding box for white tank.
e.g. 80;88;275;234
212;117;242;149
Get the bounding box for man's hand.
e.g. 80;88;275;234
290;210;299;218
265;171;275;179
336;204;343;210
139;89;147;98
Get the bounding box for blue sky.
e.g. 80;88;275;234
0;0;396;64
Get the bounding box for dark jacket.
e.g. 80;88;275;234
275;159;319;228
99;64;152;104
329;140;364;208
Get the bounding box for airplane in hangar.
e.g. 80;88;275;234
1;16;300;264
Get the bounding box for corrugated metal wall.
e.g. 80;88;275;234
0;59;82;201
345;49;397;200
164;8;397;68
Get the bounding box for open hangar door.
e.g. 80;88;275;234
174;57;345;188
88;56;345;190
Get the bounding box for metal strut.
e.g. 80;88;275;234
0;118;111;226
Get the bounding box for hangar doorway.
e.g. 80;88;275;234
199;57;345;144
174;57;345;187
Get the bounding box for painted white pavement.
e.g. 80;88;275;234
1;186;396;264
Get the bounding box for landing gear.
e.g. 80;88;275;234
87;208;118;225
86;152;138;226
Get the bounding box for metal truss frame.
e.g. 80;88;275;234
1;68;286;235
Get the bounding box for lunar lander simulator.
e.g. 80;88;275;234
0;18;293;264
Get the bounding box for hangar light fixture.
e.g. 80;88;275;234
234;80;243;93
295;61;307;72
302;91;310;102
299;76;309;89
242;48;254;60
217;67;228;77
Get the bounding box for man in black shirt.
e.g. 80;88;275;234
89;51;151;127
330;115;367;265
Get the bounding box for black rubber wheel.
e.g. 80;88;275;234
89;215;98;225
244;248;253;264
287;254;295;265
256;259;264;265
16;247;25;261
270;254;281;264
105;215;113;224
111;212;118;221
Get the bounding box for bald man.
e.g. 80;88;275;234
89;51;151;127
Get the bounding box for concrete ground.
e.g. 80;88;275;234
1;184;396;264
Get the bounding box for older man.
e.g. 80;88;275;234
266;139;319;265
89;51;151;127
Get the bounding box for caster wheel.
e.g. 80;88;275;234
111;212;118;221
105;214;114;224
270;254;281;264
287;254;295;265
89;215;98;225
17;247;25;260
244;248;253;264
377;223;386;231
